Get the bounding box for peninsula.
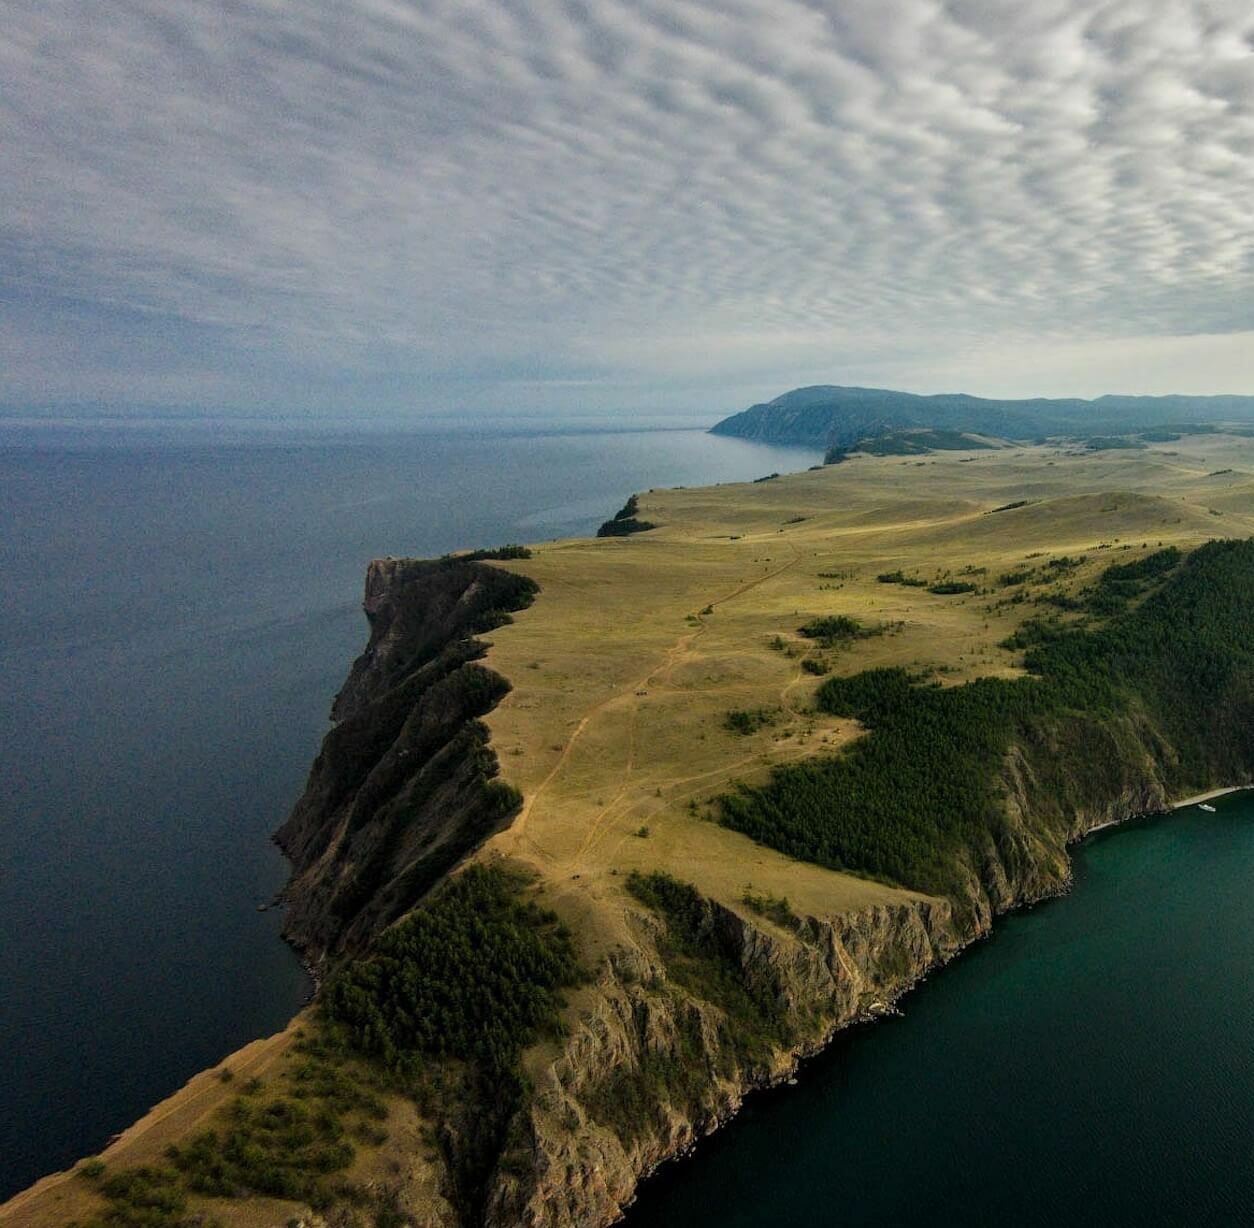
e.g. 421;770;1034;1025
708;384;1254;449
6;429;1254;1228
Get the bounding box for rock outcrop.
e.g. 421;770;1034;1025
275;555;537;974
484;897;959;1227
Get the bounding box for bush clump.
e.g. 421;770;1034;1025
597;494;656;538
91;1167;187;1226
439;544;532;565
798;614;863;642
724;708;778;735
168;1096;354;1202
741;888;800;929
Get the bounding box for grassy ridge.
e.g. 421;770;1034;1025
719;539;1254;901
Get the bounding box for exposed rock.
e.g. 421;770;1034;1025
274;556;537;974
483;897;959;1228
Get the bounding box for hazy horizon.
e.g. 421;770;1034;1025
6;377;1254;431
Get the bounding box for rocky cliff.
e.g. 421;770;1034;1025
469;721;1181;1228
484;895;959;1227
274;554;537;974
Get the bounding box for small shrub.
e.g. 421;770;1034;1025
741;888;800;929
798;614;862;641
724;708;777;735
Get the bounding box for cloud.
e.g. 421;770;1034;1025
1;0;1253;410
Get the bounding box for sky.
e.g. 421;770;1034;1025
3;0;1254;418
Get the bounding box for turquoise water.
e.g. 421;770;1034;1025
627;791;1254;1226
0;419;817;1199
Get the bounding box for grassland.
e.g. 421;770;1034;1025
6;429;1254;1228
480;431;1254;959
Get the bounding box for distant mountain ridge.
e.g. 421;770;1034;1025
709;384;1254;448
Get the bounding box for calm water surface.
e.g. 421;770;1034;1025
628;792;1254;1227
0;418;816;1198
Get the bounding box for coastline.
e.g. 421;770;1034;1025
11;778;1244;1228
618;780;1254;1224
1170;784;1249;810
1083;784;1250;839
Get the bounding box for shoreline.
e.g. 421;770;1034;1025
1171;784;1249;810
621;780;1253;1221
1085;784;1250;838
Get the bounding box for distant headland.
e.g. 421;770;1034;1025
709;384;1254;449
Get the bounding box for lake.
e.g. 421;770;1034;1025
0;417;817;1199
626;791;1254;1227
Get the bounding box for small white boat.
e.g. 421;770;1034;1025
1199;803;1217;813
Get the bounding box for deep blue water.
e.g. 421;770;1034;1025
627;792;1254;1227
0;418;817;1199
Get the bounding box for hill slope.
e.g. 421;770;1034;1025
709;384;1254;448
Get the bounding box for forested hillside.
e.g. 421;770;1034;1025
719;539;1254;907
709;384;1254;448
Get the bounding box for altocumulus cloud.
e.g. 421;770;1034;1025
2;0;1253;411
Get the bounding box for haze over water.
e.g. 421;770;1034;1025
0;419;815;1199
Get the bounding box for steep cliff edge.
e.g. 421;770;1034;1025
485;894;960;1228
274;555;538;973
473;726;1189;1228
277;534;1254;1227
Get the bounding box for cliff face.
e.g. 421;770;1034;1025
484;896;960;1228
472;733;1181;1228
274;556;537;973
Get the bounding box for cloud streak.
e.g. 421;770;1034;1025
2;0;1253;409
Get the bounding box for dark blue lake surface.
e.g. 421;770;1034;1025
627;792;1254;1227
0;418;816;1198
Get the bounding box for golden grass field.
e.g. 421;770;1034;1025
6;429;1254;1226
481;432;1254;963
